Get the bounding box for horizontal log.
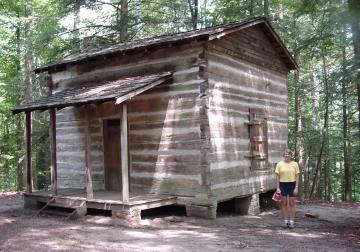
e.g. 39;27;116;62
130;177;207;196
129;94;199;113
208;76;287;103
131;153;201;164
211;37;286;71
210;140;249;154
128;109;200;123
145;79;202;95
209;97;287;116
56;120;86;128
56;125;101;135
130;132;200;143
207;50;287;85
130;140;201;151
57;163;103;172
172;67;200;83
57;143;103;152
209;87;288;110
210;159;251;171
268;141;288;152
129;118;202;131
206;43;288;74
57;156;103;164
210;166;250;184
229;30;287;63
131;161;203;175
55;45;204;88
210;175;276;201
208;122;249;139
207;63;287;95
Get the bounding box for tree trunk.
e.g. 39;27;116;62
309;54;329;200
23;0;33;191
263;0;269;18
120;0;128;42
293;46;306;200
348;0;360;138
187;0;198;30
305;71;316;199
15;0;24;191
249;0;254;16
323;159;330;201
73;0;81;52
342;41;352;201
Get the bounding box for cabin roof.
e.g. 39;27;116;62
12;72;171;114
35;16;297;73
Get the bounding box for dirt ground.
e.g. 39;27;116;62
0;192;359;252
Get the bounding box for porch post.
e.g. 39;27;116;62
25;111;33;193
121;103;129;203
85;106;94;199
49;108;57;195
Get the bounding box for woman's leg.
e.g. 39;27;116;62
289;197;296;220
281;196;289;224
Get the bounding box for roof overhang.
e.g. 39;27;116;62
12;72;172;114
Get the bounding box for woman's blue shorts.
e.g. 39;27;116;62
279;182;296;197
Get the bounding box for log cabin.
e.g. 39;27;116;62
13;16;297;220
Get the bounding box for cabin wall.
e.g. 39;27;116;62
56;107;104;190
205;26;289;201
52;42;208;196
128;67;206;195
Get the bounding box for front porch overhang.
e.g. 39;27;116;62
12;72;172;204
12;72;172;114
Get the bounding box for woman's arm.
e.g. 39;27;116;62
294;173;299;196
276;173;281;192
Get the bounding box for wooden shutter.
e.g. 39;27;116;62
248;108;268;170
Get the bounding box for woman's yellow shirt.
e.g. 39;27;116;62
275;161;300;182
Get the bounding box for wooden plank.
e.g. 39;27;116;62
121;103;129;203
85;106;94;199
25;111;33;193
49;108;57;195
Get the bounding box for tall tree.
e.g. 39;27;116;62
310;53;330;199
348;0;360;138
187;0;198;29
73;0;81;51
23;0;34;191
342;46;352;201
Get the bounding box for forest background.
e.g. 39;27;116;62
0;0;359;202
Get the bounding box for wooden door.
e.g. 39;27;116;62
103;119;122;191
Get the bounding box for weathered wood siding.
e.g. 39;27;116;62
52;42;207;196
56;106;104;190
128;67;206;195
205;26;289;201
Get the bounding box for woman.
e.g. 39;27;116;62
275;149;300;229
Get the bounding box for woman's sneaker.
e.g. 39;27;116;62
289;220;295;229
284;220;290;228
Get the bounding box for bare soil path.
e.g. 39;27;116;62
0;192;359;252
